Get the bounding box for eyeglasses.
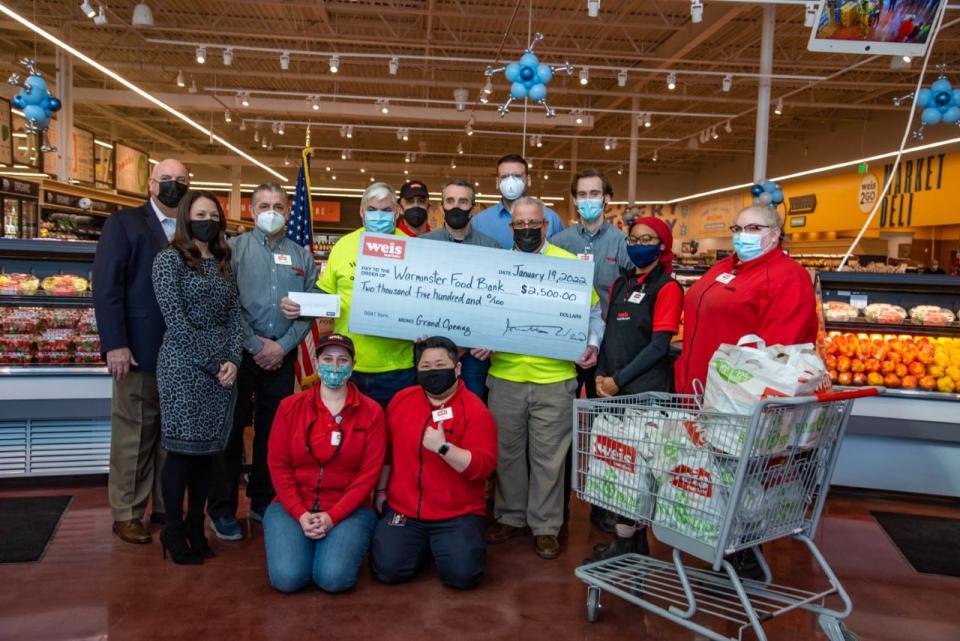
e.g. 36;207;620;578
510;220;544;230
729;224;771;234
627;234;659;246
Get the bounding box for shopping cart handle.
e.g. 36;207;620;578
814;386;884;402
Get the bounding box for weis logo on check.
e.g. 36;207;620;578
362;238;406;260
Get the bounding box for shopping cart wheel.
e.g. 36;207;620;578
819;615;858;641
586;586;601;623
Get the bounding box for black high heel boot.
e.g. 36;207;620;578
187;514;215;559
160;523;203;565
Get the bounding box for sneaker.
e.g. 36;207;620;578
248;507;265;524
210;515;244;541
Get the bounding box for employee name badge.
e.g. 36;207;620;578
715;272;736;285
628;291;646;304
389;512;406;527
577;253;593;262
432;407;453;423
330;431;342;446
274;254;292;266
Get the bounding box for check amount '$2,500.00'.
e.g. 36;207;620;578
348;234;594;361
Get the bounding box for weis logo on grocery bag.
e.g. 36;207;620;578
714;359;754;384
362;238;406;260
669;464;713;498
594;436;637;473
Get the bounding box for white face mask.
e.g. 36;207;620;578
255;210;286;235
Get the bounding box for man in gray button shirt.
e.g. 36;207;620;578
421;179;500;400
208;182;318;540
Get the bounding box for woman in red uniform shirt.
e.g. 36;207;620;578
586;216;683;562
263;334;386;593
675;205;819;396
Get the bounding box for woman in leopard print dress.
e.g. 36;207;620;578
153;190;242;564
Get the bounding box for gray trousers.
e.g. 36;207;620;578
108;371;166;521
488;375;576;536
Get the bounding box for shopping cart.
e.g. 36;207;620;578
573;387;880;641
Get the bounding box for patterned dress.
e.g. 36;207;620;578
152;248;243;455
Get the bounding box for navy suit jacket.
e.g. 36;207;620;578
92;201;169;374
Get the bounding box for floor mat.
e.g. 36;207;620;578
872;511;960;578
0;495;72;563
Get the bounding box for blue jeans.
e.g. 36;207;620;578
370;503;486;590
459;354;490;403
263;503;376;593
352;367;415;409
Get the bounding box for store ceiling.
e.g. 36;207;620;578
1;0;959;192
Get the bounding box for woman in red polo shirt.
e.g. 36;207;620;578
585;216;683;563
263;334;386;593
370;336;497;590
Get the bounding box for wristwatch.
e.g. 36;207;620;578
437;443;451;457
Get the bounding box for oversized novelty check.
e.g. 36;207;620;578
349;233;595;361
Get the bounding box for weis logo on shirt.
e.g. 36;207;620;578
362;238;406;260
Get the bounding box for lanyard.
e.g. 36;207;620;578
305;414;344;513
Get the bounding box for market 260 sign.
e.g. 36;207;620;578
877;153;945;228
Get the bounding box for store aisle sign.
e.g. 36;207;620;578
215;195;341;222
114;143;150;197
878;153;945;228
858;174;879;214
349;233;594;360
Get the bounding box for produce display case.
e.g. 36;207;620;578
818;271;960;497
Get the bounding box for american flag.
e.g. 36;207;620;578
286;149;324;386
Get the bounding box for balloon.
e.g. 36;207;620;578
23;104;46;124
520;65;536;82
763;180;777;193
942;106;960;125
537;64;553;84
934;91;953;108
510;82;528;99
916;88;931;108
921;107;942;125
529;83;547;102
771;189;784;204
758;192;772;206
930;78;952;95
47;97;62;112
10;95;23;109
504;63;520;82
750;184;764;197
520;52;539;68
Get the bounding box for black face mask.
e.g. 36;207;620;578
443;207;471;230
157;180;188;208
402;206;428;228
417;367;457;397
189;219;220;243
513;228;543;253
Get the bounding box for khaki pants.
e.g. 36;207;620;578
488;375;576;536
108;371;165;521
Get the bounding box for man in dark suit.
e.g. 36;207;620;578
93;158;190;544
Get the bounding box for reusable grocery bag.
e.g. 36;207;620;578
582;411;657;522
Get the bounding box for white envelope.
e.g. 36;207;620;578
288;292;340;318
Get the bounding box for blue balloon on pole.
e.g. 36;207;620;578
750;184;764;197
528;83;547;102
537;64;553;84
520;52;539;68
930;78;952;95
763;180;777;193
504;63;520;82
48;97;62;112
23;104;46;124
11;95;23;109
922;106;942;125
942;106;960;125
510;82;528;99
916;88;932;107
771;189;784;204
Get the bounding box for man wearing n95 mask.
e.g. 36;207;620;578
471;154;564;249
207;183;319;541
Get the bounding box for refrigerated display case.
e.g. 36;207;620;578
1;177;40;239
818;271;960;497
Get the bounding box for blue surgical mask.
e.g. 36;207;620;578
732;232;764;262
576;198;604;221
318;363;352;390
364;209;396;234
626;243;660;269
499;176;525;201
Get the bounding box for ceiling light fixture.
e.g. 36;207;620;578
465;122;474;136
188;80;197;94
691;0;704;24
131;2;154;26
254;129;259;143
711;127;719;140
457;142;463;154
261;136;268;149
454;88;469;111
388;56;399;75
579;66;589;85
643;112;652;128
176;69;185;87
617;69;627;87
378;98;390;114
223;47;233;66
587;0;600;18
804;2;818;29
277;122;285;135
284;157;290;166
93;5;108;25
341;149;349;160
329;54;339;74
451;160;457;169
722;73;732;92
652;150;658;162
724;120;732;134
666;72;676;90
617;166;623;175
241;92;250;107
224;110;231;123
404;153;411;163
280;51;290;71
360;167;366;173
774;96;783;115
80;0;96;19
902;55;912;63
310;95;320;111
239;120;246;131
195;46;206;64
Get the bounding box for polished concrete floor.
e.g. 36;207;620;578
0;481;958;641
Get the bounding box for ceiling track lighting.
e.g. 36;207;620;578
280;51;290;71
339;125;353;139
223;47;233;66
80;0;96;19
617;69;627;88
691;0;704;24
253;129;259;142
309;95;320;111
188;80;197;94
643;112;652;128
457;142;463;154
223;110;231;123
450;159;457;169
261;136;268;149
666;71;677;91
388;56;399;75
377;98;390;114
724;120;732;134
579;66;589;86
587;0;600;18
93;5;108;25
454;88;469;112
465;122;474;136
195;46;206;64
278;122;285;135
617;166;623;175
396;127;409;141
722;73;732;93
239;120;246;131
774;97;783;115
131;2;154;27
483;77;493;95
652;150;658;162
329;54;339;74
241;91;250;107
711;127;719;140
804;2;818;29
176;69;185;87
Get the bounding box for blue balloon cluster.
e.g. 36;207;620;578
750;180;784;207
8;59;61;152
505;52;553;102
917;76;960;126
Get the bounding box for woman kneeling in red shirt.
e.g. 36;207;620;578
370;336;498;590
264;334;386;593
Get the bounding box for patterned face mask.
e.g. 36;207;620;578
317;363;352;389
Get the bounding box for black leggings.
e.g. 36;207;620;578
162;452;213;527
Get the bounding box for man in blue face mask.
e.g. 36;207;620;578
471;154;565;249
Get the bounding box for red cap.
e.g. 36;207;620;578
315;333;355;358
400;180;429;200
632;216;675;274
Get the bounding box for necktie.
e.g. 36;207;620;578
161;217;176;241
